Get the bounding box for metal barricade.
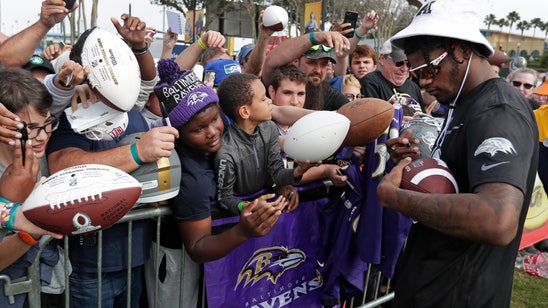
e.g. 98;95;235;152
4;204;395;308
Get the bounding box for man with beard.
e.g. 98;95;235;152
262;31;350;111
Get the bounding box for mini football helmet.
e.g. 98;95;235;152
119;133;181;205
65;100;129;141
400;113;443;159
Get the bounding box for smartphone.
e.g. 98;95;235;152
203;70;216;88
342;11;359;38
63;0;76;10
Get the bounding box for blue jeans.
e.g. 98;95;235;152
69;266;143;308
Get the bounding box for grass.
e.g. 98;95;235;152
512;268;548;307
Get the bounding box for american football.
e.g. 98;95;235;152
337;98;394;146
22;164;142;235
400;158;459;194
284;111;350;162
263;5;289;31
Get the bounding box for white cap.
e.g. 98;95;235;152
391;0;493;55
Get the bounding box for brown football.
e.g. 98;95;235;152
337;98;394;146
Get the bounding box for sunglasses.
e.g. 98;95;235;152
344;93;365;100
310;45;333;52
387;56;410;68
410;51;448;80
512;81;534;90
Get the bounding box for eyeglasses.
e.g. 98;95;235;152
512;81;534;90
410;51;448;80
344;93;365;100
23;116;60;139
310;45;333;52
387;56;410;68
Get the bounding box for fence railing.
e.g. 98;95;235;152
2;205;395;308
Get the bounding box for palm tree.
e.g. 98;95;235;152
516;20;531;40
530;18;543;38
542;21;548;42
506;11;520;51
497;18;508;32
529;18;543;52
484;14;496;31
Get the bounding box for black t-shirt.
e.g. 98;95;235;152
394;78;538;307
323;85;349;111
360;70;424;112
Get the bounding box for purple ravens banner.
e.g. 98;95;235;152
205;196;329;307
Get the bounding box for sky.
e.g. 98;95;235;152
0;0;546;38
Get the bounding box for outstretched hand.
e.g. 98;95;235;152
239;194;285;237
111;13;148;47
0;140;39;203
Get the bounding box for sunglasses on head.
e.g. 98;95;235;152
410;51;448;80
310;45;333;52
512;81;534;90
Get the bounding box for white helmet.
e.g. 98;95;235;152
70;27;141;111
65;100;129;141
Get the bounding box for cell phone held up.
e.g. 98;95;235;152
63;0;76;10
342;11;359;38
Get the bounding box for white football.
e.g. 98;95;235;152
80;27;141;112
263;6;289;31
22;164;142;235
284;111;350;162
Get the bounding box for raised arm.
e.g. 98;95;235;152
262;31;349;87
0;0;75;67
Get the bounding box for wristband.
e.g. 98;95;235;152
132;43;149;56
17;231;38;246
130;143;145;166
237;201;244;213
1;202;12;229
309;32;318;46
6;203;20;231
197;37;208;50
354;29;367;40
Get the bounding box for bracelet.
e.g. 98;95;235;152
197;37;208;50
237;201;244;213
1;202;12;229
132;43;149;56
354;29;367;40
309;32;318;46
17;231;38;246
130;143;145;166
6;203;20;231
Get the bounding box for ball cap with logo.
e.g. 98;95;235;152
154;59;219;128
390;0;494;56
203;59;242;87
23;55;55;74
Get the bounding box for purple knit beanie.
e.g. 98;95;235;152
154;59;218;128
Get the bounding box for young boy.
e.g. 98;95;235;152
214;73;317;215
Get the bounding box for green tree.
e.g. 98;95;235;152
496;18;509;32
484;14;496;31
516;20;530;40
505;11;520;51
